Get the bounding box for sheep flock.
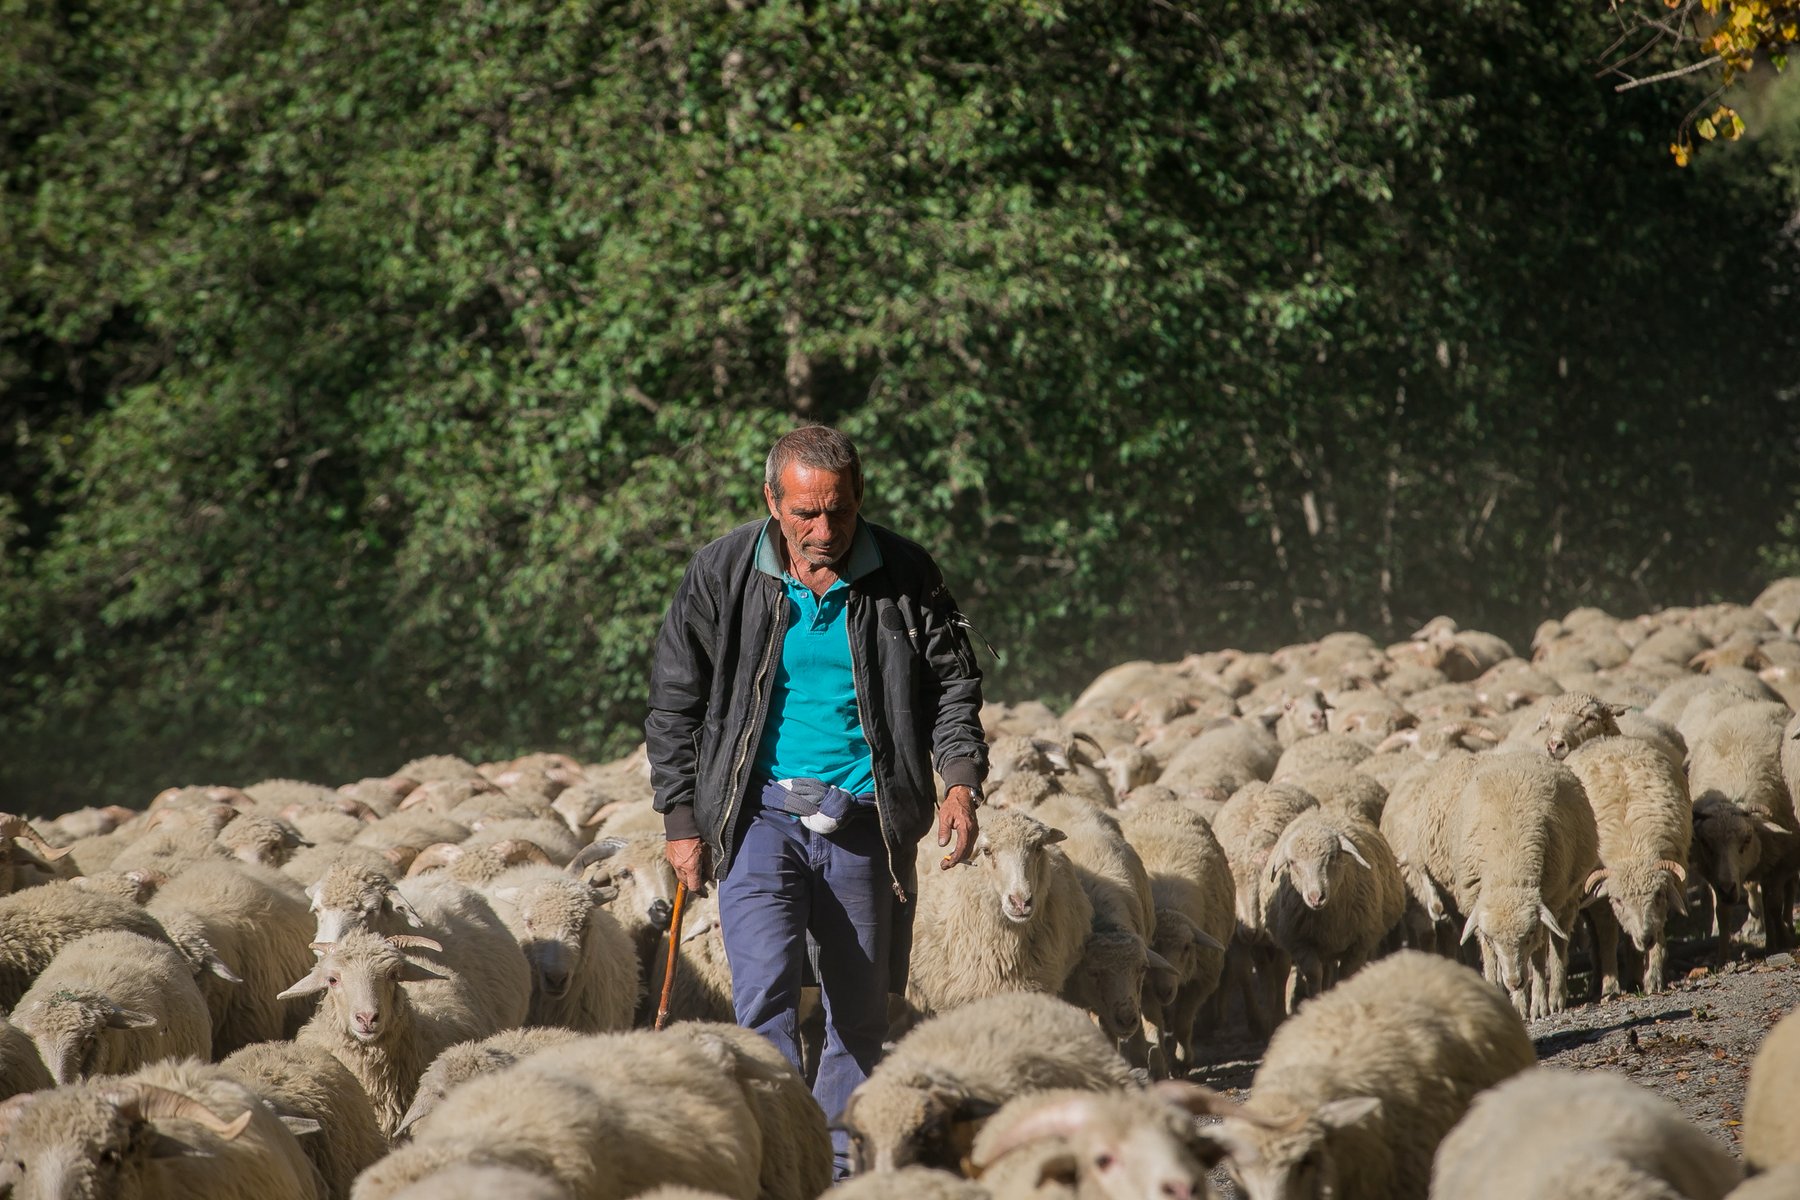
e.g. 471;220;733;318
9;583;1800;1198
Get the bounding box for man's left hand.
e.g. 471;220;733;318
936;785;980;870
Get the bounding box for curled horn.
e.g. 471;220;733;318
204;787;254;808
405;843;464;877
385;935;444;953
566;837;629;877
382;845;420;873
583;800;633;827
1069;731;1105;758
0;815;72;860
1374;729;1420;754
333;797;381;823
109;1083;254;1140
1657;859;1688;883
492;839;553;868
970;1092;1102;1173
1447;721;1501;744
1584;868;1611;896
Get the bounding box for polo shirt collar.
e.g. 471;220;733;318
755;517;883;583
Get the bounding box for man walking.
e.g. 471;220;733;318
645;426;987;1177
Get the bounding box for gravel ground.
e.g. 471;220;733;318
1185;941;1800;1194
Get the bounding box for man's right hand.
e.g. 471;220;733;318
665;836;710;896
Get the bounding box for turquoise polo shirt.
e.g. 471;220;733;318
749;519;882;796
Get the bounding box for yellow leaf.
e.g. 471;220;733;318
1783;21;1798;38
1672;141;1692;166
1732;4;1757;28
1698;116;1718;139
1729;113;1747;139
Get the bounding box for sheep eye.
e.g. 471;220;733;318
327;975;340;988
1094;1152;1115;1171
99;1148;121;1166
616;867;634;881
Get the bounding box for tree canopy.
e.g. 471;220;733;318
3;0;1797;808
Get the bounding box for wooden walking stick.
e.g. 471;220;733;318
654;879;690;1031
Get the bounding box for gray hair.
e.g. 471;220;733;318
765;426;863;501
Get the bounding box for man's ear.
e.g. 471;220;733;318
764;483;779;515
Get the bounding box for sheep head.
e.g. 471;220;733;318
14;990;158;1085
306;864;425;942
1586;860;1688;953
1459;886;1564;1000
1690;793;1768;906
279;932;445;1044
841;1070;1001;1175
491;873;612;1008
0;1082;252;1200
1533;694;1626;760
1063;929;1161;1041
1265;816;1371;912
567;834;678;942
1176;1081;1380;1200
962;807;1067;924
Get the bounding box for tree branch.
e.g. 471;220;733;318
1611;54;1722;92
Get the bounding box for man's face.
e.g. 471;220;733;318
766;462;861;570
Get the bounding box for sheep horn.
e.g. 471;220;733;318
583;800;632;827
1657;860;1688;884
492;839;553;867
405;843;465;877
969;1092;1101;1172
334;797;381;823
108;1083;253;1140
385;935;444;953
382;846;420;873
0;816;71;860
1584;868;1611;896
567;837;629;876
1070;731;1105;757
1538;903;1569;942
1373;730;1419;754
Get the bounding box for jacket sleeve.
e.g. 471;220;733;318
645;557;717;841
917;561;988;792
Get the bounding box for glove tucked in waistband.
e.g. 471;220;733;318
761;778;876;834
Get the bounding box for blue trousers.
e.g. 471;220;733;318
719;804;893;1174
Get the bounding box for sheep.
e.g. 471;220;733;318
1260;809;1404;1007
352;810;471;856
663;1021;834;1200
1564;735;1692;994
1679;684;1782;749
1428;1068;1742;1200
485;863;640;1033
1277;764;1388;826
1742;1002;1800;1172
1005;791;1160;1041
826;1166;985;1200
1156;720;1280;797
221;1040;388;1200
841;991;1134;1174
906;807;1094;1017
395;754;486;782
146;859;319;1053
988;733;1117;808
1616;709;1688;776
1688;700;1799;952
1450;753;1598;1018
567;834;682;989
1183;951;1535;1200
459;818;583;865
1210;780;1317;1036
217;814;310;869
1274;690;1333;747
306;862;533;1032
1727;1165;1800;1200
348;1030;767;1200
970;1085;1228;1200
0;1058;325;1200
1272;733;1371;779
403;837;557;884
380;1164;572;1200
1378;749;1486;954
11;930;212;1085
1117;802;1234;1076
642;892;736;1026
1631;624;1715;670
287;931;492;1136
1325;689;1415;745
1511;692;1626;760
0;879;174;1009
0;1013;52;1100
397;1026;585;1138
0;813;75;895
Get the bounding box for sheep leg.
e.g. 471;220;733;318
1644;934;1667;995
1745;882;1769;949
1589;906;1622;999
1544;932;1570;1015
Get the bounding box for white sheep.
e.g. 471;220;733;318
348;1030;767;1200
12;929;211;1085
0;1057;325;1200
1118;802;1234;1076
0;1014;51;1101
1688;700;1798;953
1564;735;1692;994
0;879;174;1010
1742;1002;1800;1172
1155;720;1281;797
485;863;640;1033
1186;951;1536;1200
1429;1068;1741;1199
906;807;1093;1017
221;1039;388;1200
566;833;681;983
1273;732;1371;778
146;859;319;1054
642;892;736;1026
396;1025;584;1138
1210;780;1317;1036
380;1164;571;1200
306;861;532;1032
841;990;1134;1174
970;1085;1228;1200
1276;764;1388;826
1450;753;1598;1018
286;931;492;1136
1260;809;1404;1007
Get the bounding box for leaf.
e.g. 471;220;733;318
1697;117;1717;140
1671;140;1693;166
1728;113;1746;140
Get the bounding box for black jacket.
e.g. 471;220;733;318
645;517;988;896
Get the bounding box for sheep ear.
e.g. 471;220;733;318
1337;836;1372;870
1040;743;1071;772
493;887;522;904
1538;903;1569;943
399;960;448;983
1191;926;1226;953
385;889;425;929
280;1115;323;1137
206;954;243;984
1663;876;1690;916
1534;714;1550;731
1316;1096;1382;1130
1607;703;1632;718
106;1007;158;1030
277;966;330;1000
1039;828;1067;846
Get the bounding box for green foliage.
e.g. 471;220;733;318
2;0;1797;809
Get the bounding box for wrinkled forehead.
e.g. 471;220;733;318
773;462;859;506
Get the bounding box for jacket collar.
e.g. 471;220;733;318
755;517;883;584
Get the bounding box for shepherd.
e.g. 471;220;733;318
645;425;988;1179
